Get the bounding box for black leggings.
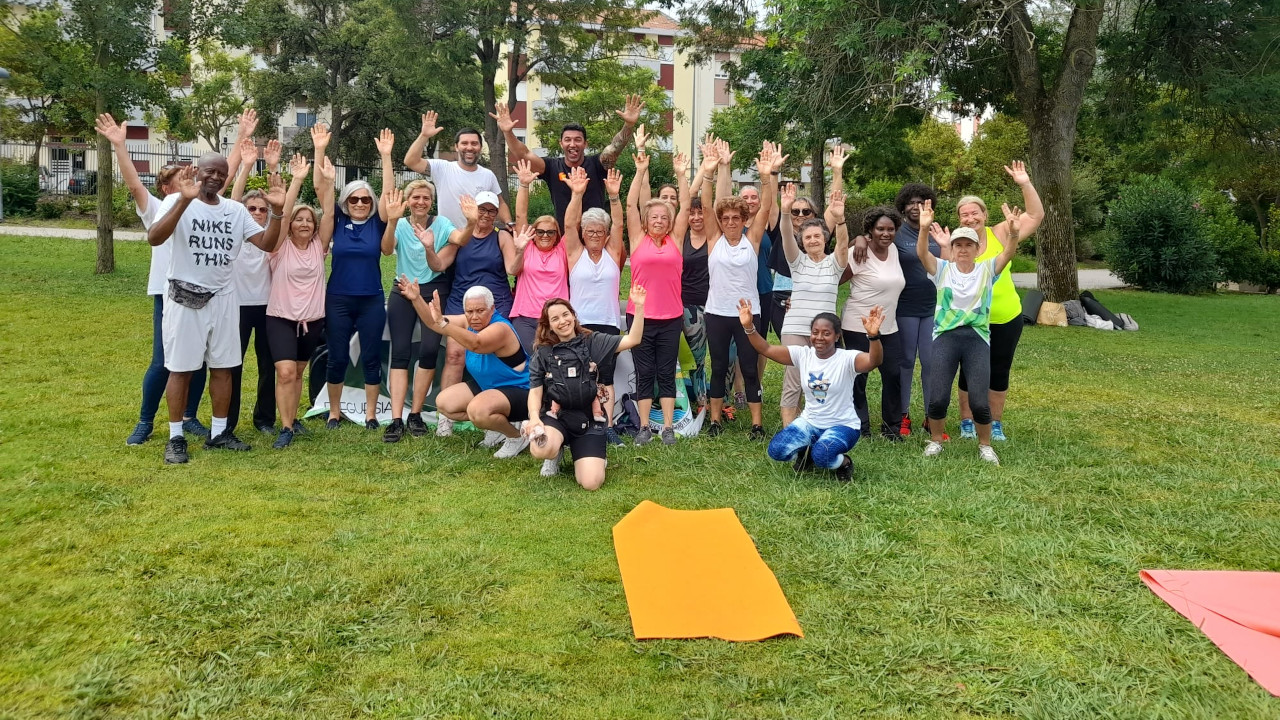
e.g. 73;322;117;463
387;282;449;370
707;313;761;403
627;314;681;400
929;326;991;425
229;304;276;432
959;318;1023;393
843;329;903;436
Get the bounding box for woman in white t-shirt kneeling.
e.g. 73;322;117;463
739;301;885;483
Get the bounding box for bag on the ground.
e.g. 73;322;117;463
537;337;599;411
1085;314;1115;330
1021;290;1045;325
1063;299;1087;326
168;279;215;310
1080;291;1125;329
1036;301;1068;327
1117;312;1139;331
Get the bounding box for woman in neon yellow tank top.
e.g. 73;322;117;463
954;161;1043;441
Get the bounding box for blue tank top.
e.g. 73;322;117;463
446;229;514;315
465;314;530;391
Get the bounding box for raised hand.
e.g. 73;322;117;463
716;138;735;167
929;223;952;246
318;156;336;184
310;123;331;151
176;166;199;200
736;297;755;329
459;194;478;226
236;136;257;165
515;158;538;187
634;124;649;152
375;128;395;156
780;182;797;213
617;93;644;126
699;136;719;173
828;143;847;170
237;109;259;140
756;143;773;176
1004;160;1030;185
489;102;516;134
94;113;126;145
384;185;407;218
419;111;443;140
265;172;287;210
861;305;886;337
398;274;421;301
918;198;935;228
768;141;788;173
413;223;436;250
632;150;650;173
264;139;282;171
420;289;446;326
828;186;845;224
566;165;590;196
604;167;622;197
288;153;309;182
631;284;647;307
513;224;534;250
1002;203;1024;236
672;151;689;178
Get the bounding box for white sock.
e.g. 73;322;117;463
211;417;227;438
169;422;183;439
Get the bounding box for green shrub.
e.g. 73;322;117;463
1102;177;1217;294
526;183;554;221
0;160;40;216
1197;191;1279;292
859;178;900;206
35;197;68;220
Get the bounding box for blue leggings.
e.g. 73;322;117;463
767;417;861;470
325;293;386;385
141;294;205;422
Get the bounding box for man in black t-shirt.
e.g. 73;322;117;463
492;95;642;228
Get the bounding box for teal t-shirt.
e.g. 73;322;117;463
394;215;457;284
928;258;997;342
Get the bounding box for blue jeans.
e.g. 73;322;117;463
767;417;861;470
141;294;206;423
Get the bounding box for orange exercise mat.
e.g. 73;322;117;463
613;500;803;641
1141;569;1280;696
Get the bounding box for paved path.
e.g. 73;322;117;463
1012;268;1126;290
0;224;147;241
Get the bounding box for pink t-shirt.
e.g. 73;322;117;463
627;234;683;320
268;236;327;323
511;240;569;319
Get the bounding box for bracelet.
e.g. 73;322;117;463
867;334;881;341
835;221;846;227
519;184;531;189
744;325;756;335
609;195;620;201
437;317;449;330
770;171;780;176
269;211;283;220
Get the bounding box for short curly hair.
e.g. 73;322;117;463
894;183;937;214
862;205;903;236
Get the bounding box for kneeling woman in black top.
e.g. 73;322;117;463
524;288;648;490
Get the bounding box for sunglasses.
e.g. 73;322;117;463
348;196;374;206
246;205;270;213
791;208;814;217
534;229;557;237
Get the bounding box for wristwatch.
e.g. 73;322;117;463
437;317;449;330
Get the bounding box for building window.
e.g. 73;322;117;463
296;112;317;129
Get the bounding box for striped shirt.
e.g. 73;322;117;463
781;252;841;335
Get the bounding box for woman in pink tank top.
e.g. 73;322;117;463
622;132;715;445
511;159;570;353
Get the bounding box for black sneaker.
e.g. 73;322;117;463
182;417;210;438
605;427;625;446
163;436;189;464
272;428;294;449
707;421;723;437
406;413;428;437
793;447;814;473
834;456;853;483
383;418;405;443
255;422;278;436
749;424;766;441
205;430;251;452
126;421;153;446
291;420;308;435
365;418;380;430
326;417;341;430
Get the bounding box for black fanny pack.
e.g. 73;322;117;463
168;279;216;309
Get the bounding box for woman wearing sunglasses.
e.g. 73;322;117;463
313;124;394;430
510;159;572;354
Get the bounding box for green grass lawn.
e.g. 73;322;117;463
2;236;1279;718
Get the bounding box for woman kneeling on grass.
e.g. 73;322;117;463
266;154;330;449
741;300;885;483
917;199;1028;465
400;283;532;460
523;289;647;489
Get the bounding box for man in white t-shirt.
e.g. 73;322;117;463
403;111;511;228
146;153;286;464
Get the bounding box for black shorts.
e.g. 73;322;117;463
541;409;607;461
463;379;530;422
266;316;325;363
582;323;619;384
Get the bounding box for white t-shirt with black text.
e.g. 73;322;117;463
787;345;864;430
157;194;262;295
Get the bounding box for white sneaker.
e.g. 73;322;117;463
494;432;530;459
978;445;1000;465
923;441;944;457
540;450;563;477
435;417;454;437
481;429;506;448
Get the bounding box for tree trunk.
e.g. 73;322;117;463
95;94;115;275
479;41;509;205
809;140;826;214
1028;118;1078;301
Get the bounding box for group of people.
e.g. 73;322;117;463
109;95;1043;490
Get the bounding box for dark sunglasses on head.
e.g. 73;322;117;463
348;196;374;206
791;208;814;217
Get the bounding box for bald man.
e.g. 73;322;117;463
146;153;287;463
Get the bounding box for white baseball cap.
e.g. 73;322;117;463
475;191;500;208
951;227;980;245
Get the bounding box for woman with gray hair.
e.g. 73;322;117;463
312;123;395;430
563;164;627;443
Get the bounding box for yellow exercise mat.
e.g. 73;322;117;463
613;500;803;641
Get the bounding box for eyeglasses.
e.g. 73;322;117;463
534;229;558;237
246;205;270;214
583;228;607;237
348;196;373;206
477;206;499;216
791;208;814;217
